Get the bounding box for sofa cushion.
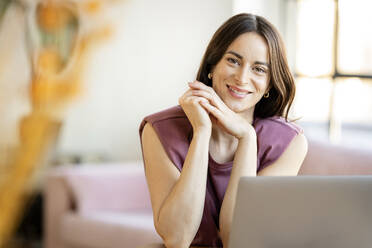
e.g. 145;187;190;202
61;163;152;213
60;211;162;248
299;140;372;175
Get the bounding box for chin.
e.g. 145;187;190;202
226;101;252;113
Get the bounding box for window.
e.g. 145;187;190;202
289;0;372;149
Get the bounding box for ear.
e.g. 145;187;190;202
208;66;215;86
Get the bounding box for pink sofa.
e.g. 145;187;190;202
299;139;372;175
44;162;162;248
44;140;372;248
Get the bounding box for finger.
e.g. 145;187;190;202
188;81;212;93
200;101;223;120
179;88;197;101
183;89;194;97
189;81;231;111
179;89;192;104
191;90;212;101
188;81;213;92
191;89;222;110
191;89;226;111
186;95;209;105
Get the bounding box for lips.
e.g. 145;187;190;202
227;85;252;94
228;85;250;93
226;84;252;99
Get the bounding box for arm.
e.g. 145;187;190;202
219;133;308;247
187;81;309;247
142;122;210;248
218;132;257;248
258;133;308;176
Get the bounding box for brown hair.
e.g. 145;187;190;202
196;13;295;120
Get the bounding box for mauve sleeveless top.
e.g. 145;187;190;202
139;105;303;247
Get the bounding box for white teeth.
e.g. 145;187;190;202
229;86;248;95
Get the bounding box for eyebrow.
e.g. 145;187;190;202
226;50;270;67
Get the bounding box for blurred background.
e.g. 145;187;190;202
0;0;371;247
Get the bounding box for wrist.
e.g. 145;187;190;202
194;127;212;137
237;128;256;141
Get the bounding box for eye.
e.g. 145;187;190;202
253;66;267;74
227;57;240;66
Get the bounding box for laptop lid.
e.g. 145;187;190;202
228;176;372;248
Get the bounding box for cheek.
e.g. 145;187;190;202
256;77;270;92
212;82;225;98
212;71;227;90
213;63;234;79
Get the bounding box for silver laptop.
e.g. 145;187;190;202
228;176;372;248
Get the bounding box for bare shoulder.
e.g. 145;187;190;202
278;132;308;166
141;122;180;174
290;133;308;157
142;122;157;146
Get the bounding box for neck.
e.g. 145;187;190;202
210;109;254;147
211;125;236;147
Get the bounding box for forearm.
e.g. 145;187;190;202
157;129;211;247
219;135;257;247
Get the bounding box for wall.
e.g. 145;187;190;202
233;0;285;32
1;0;291;163
57;0;233;161
233;0;296;69
0;5;31;165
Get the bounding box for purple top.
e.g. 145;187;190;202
139;105;303;247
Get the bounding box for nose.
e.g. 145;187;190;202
234;67;251;85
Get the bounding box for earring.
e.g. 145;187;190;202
208;73;212;79
263;92;269;98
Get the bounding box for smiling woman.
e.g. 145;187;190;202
139;13;308;248
203;32;270;116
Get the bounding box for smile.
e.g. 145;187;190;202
227;85;252;99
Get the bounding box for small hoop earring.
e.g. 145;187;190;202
263;92;269;98
208;73;212;79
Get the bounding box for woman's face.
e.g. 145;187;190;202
211;32;270;114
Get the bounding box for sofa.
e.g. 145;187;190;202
44;139;372;248
43;162;162;248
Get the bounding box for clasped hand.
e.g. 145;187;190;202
178;80;255;140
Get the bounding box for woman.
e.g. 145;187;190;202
139;13;308;248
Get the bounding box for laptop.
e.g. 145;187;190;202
228;176;372;248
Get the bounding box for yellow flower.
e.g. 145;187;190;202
36;2;73;32
37;49;62;74
83;0;103;14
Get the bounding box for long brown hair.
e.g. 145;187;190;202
196;13;295;120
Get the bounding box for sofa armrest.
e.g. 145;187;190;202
299;139;372;175
44;172;74;248
45;162;152;213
